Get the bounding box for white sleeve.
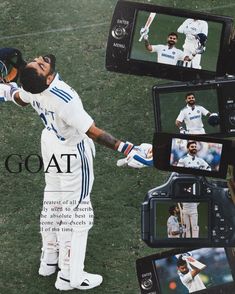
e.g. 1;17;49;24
176;109;185;122
177;158;185;167
151;45;162;53
201;21;208;36
59;96;94;134
177;19;190;34
18;89;32;104
200;106;209;116
181;272;193;284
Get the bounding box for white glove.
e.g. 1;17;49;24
140;27;149;40
181;252;193;260
117;143;153;169
0;82;19;102
179;127;187;134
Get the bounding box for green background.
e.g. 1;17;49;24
0;0;235;293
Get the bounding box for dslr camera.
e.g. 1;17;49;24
141;172;235;247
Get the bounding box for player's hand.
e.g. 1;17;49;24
208;113;220;126
140;27;149;40
194;45;205;55
179;127;187;134
117;143;153;169
0;82;19;102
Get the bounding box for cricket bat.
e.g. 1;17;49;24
185;256;207;270
139;12;156;42
177;203;186;238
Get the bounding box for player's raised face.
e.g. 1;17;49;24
186;94;196;106
167;35;177;46
27;56;53;77
178;264;189;274
188;143;197;155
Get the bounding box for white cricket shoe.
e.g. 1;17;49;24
55;272;74;291
55;271;103;291
76;272;103;290
38;261;57;276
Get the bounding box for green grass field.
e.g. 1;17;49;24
0;0;235;293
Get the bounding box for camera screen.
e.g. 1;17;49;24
154;248;234;293
154;200;209;239
170;138;223;172
130;10;223;72
154;88;220;134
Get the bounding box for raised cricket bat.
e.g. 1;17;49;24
185;256;207;270
177;203;186;238
139;12;156;42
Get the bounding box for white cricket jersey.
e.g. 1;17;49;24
178;263;206;293
176;104;209;132
177;18;208;45
167;215;180;238
151;45;185;65
182;203;199;214
18;73;94;145
177;154;211;171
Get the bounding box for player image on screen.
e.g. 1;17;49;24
177;19;208;69
175;93;211;134
181;203;199;238
167;205;182;238
177;141;211;170
140;30;192;66
177;255;206;293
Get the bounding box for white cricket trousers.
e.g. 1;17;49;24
40;128;94;284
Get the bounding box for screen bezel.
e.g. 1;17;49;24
106;1;234;81
136;248;235;294
153;132;231;178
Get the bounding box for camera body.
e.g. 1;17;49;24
142;173;235;247
136;247;235;294
106;0;234;81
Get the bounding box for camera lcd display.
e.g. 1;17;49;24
154;200;209;240
170;138;223;172
154;248;234;293
130;11;223;72
154;88;219;134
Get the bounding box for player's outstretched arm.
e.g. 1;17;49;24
86;123;121;151
86;123;153;168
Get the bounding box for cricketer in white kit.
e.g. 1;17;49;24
140;30;191;66
176;93;211;134
177;141;211;171
0;52;153;291
177;257;206;293
177;18;208;69
167;205;181;238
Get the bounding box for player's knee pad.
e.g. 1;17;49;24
40;232;58;264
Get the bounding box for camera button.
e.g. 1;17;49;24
152;191;159;196
160;192;167;196
112;26;126;40
141;278;153;290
